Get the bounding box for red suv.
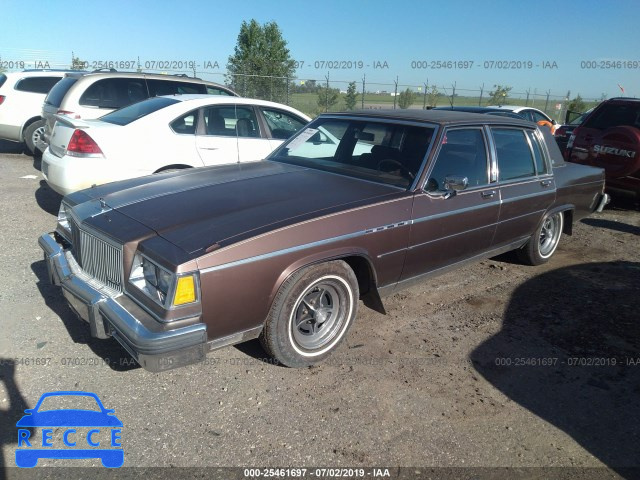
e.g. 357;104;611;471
567;97;640;198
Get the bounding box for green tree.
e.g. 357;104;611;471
317;84;339;112
344;81;359;110
567;94;586;113
226;20;296;102
398;88;415;109
70;51;86;70
426;85;440;108
487;84;512;105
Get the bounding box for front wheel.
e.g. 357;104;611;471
518;211;564;265
260;260;359;367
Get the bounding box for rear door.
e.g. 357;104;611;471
491;127;555;247
195;104;272;165
401;127;500;279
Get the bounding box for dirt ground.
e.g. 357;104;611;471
0;141;638;479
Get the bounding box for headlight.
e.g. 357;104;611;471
129;253;199;308
57;202;72;240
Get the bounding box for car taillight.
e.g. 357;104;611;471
0;95;5;105
555;126;567;138
566;126;579;150
57;109;81;119
66;129;103;157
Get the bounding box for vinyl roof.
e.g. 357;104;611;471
325;108;534;126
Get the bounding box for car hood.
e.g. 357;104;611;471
83;161;401;255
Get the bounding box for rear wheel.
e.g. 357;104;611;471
518;211;564;265
24;120;45;156
260;260;359;367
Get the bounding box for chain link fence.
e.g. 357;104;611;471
1;58;606;121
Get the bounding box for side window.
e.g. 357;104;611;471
492;128;536;181
426;128;488;192
201;105;260;138
147;79;206;96
170;110;198;135
15;76;61;94
207;86;234;96
79;78;147;108
260;108;306;139
525;130;548;174
530;110;549;123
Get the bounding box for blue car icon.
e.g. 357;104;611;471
16;391;123;468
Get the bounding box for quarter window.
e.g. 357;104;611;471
171;111;198;135
492;128;536;181
201;105;260;138
525;130;547;174
15;76;61;94
147;79;206;96
207;86;234;96
426;128;488;192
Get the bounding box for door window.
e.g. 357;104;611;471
260;108;306;139
79;78;148;108
426;128;489;192
492;128;536;181
201;105;260;138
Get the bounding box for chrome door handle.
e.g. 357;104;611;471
481;190;496;198
541;180;552;187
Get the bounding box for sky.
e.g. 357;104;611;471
1;0;639;100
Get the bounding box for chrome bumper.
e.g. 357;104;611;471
38;233;208;372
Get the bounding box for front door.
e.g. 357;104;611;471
401;127;500;280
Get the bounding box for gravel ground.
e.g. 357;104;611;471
0;141;638;479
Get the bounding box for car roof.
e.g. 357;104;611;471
490;105;545;113
157;94;312;118
4;70;72;78
68;71;233;91
324;108;534;126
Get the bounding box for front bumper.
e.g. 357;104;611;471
38;233;207;372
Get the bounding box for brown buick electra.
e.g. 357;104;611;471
39;110;610;371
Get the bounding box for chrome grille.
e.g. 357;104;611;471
69;218;124;293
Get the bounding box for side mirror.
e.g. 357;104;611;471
439;175;468;199
444;175;468;192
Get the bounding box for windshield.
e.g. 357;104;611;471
44;76;79;107
269;118;434;189
100;96;180;125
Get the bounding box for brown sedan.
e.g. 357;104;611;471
39;110;609;371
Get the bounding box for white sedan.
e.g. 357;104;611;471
41;95;311;195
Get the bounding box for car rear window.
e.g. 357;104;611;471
583;103;640;130
45;77;79;107
15;76;61;94
0;74;7;89
100;97;180;126
146;79;207;96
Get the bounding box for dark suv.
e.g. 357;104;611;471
567;97;640;198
